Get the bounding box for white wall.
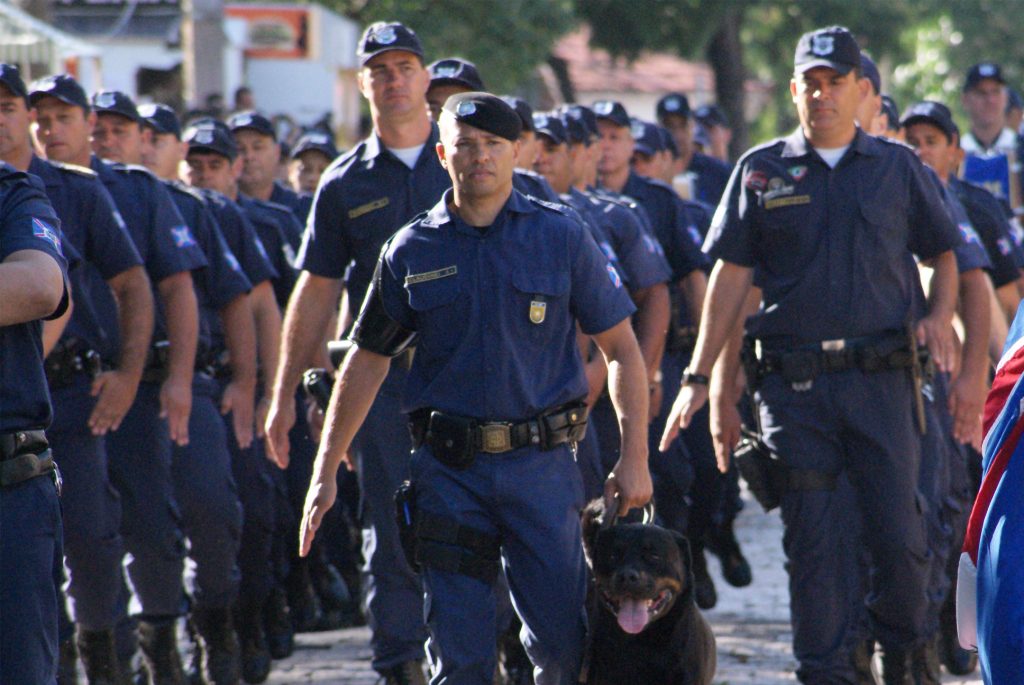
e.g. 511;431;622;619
93;40;181;97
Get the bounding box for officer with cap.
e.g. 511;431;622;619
266;21;449;684
0;151;71;685
856;53;888;136
288;132;338;194
426;57;486;122
661;26;962;683
299;89;650;685
655;92;731;205
0;65;155;684
1007;87;1023;135
30;75;207;683
694;105;732;164
880;95;903;140
227;110;313;224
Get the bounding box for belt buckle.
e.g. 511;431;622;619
480;423;512;453
821;339;845;352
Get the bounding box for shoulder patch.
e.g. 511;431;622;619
531;197;572;215
48;160;98;178
116;164;158;179
166;180;207;203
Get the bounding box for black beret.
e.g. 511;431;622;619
442;92;521;142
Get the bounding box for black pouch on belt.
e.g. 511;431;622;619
426;412;476;469
394;480;420;572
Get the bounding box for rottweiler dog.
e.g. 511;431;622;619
580;499;716;685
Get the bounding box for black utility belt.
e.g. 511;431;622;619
142;342;228;383
0;430;55;488
45;338;108;388
408;402;588;469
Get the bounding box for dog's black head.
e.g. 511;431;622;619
581;498;693;635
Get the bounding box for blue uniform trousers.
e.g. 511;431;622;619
0;473;63;684
48;377;124;630
756;369;930;684
413;443;588;685
106;381;186;619
352;367;426;670
171;375;242;609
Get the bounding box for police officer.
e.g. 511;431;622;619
655;92;731;205
288;132;338;195
266;21;449;684
30;74;208;683
694;105;732;164
880;95;903;140
0;157;71;685
661;27;962;683
299;90;651;685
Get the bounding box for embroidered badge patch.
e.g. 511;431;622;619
529;300;547;324
348;197;390;219
405;265;457;286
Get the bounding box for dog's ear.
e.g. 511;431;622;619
672;530;693;571
580;498;606;562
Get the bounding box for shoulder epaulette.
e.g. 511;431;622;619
166;180;206;203
251;197;294;214
48;160;98;178
0;163;30;184
115;163;158;179
531;196;573;215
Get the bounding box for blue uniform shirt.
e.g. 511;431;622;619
0;165;70;431
513;168;560;202
688;151;731;206
200;190;278;288
270;181;313;225
237;195;299;308
29;156;142;362
559;190;628;288
939;182;992;274
706;128;962;345
298;125;451;320
374;189;636;421
951;176;1024;286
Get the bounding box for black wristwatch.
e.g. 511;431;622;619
681;369;710;386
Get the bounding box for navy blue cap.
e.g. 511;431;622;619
532;111;567;145
291;131;338;161
92;90;140;123
859;53;881;94
500;96;534;132
28;74;90;111
901;100;959;140
694;104;728;128
357;21;424;67
794;26;861;75
658;125;679;157
1009;88;1023;112
964;62;1005;91
227;110;276;140
880;94;900;131
592;100;630;128
631;118;663;156
0;64;28;101
429;58;486;91
561;104;599;140
184;119;238;160
656;92;691;121
138;103;182;138
692;123;710;149
561;111;590;144
442;92;521;142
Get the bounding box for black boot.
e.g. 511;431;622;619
707;519;753;587
234;603;271;684
137;621;186;685
851;639;878;685
57;636;78;685
910;641;941;685
690;541;717;610
377;661;428;685
76;628;122;685
190;607;241;685
263;586;294;660
879;647;909;685
285;562;323;633
310;555;357;629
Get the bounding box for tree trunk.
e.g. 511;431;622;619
706;9;747;162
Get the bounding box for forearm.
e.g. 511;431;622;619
221;294;257;387
110;266;154;377
989;286;1009;364
0;256;65;325
679;270;707;332
710;287;761;402
272;272;341;403
926;251;959;324
157;272;199;385
250;282;282;388
601;329;649;463
688;261;754;377
631;283;669;380
995;282;1020;323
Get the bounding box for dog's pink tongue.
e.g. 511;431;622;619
616;599;649;634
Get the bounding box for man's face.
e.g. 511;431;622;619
855;81;883;133
596;120;633;177
289;150;330;194
358;50;430;121
791;67;865;140
963;79;1008;131
567;141;590;185
186;151;240;196
437;116;518;200
92;113;146;164
0;87;32;159
426;84;469;122
660;113;692;161
905;121;958;180
32;97;94;164
516;130;538;169
533;135;572;193
141;131;186;180
234;129;279;191
631;150;659;179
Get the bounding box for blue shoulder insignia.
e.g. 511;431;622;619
48;160;98;178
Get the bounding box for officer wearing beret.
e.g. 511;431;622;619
288;131;338;194
661;26;962;683
299;90;650;685
266;21;449;684
0;154;71;684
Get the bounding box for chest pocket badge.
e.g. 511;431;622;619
529;298;547;324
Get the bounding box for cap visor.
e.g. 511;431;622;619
360;47;423;67
900;114;955;138
796;59;853;75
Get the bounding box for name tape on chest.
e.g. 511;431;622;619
348;197;390;219
764;195;811;210
405;265;457;286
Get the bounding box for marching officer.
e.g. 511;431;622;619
288;132;338;195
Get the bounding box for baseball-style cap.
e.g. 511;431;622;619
357;21;424;67
658;125;679;158
291;131;338;161
631;118;663;156
428;58;486;92
964;62;1005;91
561;111;590;145
184;119;238;160
500;96;535;133
1008;88;1023;112
694;104;728;128
91;90;140;122
859;53;881;95
138;103;182;139
561;104;599;141
901;101;959;140
28;74;90;111
442;92;521;142
532;111;567;145
592;100;630;128
794;26;861;75
0;64;28;101
656;92;691;121
880;94;900;131
227;110;276;140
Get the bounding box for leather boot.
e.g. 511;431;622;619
690;540;717;610
137;621;185;685
879;647;909;685
263;586;294;659
910;641;941;685
76;628;122;685
378;661;428;685
234;602;271;683
190;607;241;685
707;519;753;587
56;636;78;684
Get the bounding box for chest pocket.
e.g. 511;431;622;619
407;272;465;354
857;184;907;258
755;194;816;276
511;271;571;345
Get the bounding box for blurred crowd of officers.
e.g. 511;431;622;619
3;13;1024;685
